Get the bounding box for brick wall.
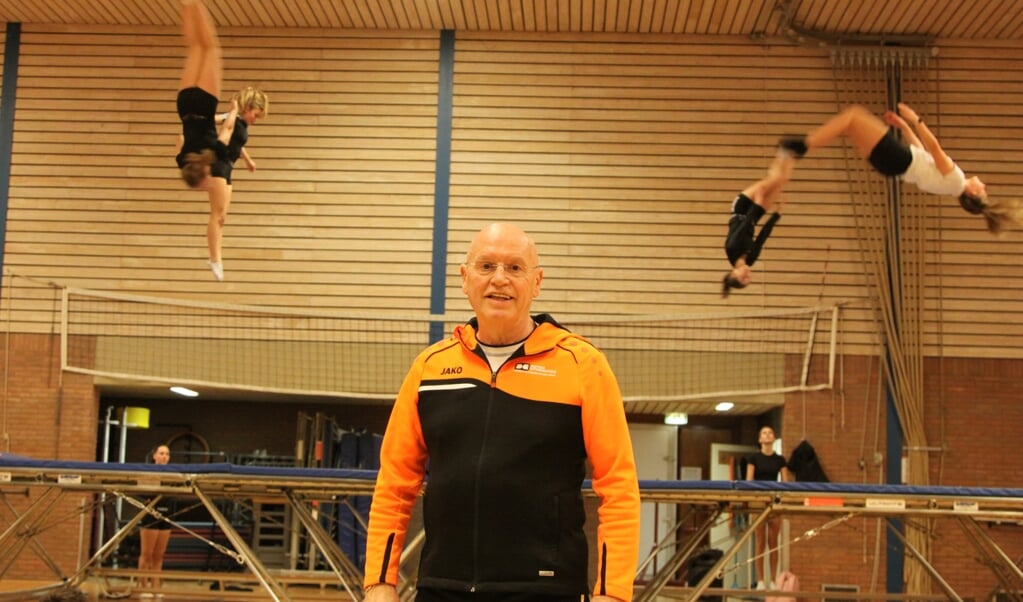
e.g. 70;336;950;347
785;354;1023;600
0;333;98;579
923;357;1023;599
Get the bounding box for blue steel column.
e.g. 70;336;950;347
428;30;455;344
885;66;905;596
0;23;22;283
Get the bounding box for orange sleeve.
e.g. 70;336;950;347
363;355;429;587
578;345;640;601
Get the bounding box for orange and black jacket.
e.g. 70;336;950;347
364;314;641;601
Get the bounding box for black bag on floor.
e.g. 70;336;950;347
686;548;723;602
788;439;830;482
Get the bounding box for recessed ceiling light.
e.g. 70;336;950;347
170;386;199;397
715;401;734;412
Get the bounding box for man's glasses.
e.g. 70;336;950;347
469;261;536;279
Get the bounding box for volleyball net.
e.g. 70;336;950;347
60;287;434;402
568;305;843;411
47;286;855;412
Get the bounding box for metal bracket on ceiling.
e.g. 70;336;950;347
769;0;938;55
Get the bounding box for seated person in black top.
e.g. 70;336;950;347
722;150;795;297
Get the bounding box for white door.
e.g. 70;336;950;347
710;442;757;589
628;423;678;581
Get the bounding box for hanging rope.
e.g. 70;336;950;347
831;45;937;596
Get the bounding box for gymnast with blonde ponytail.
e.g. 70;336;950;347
780;102;1023;235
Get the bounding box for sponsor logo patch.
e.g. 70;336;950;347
514;363;557;376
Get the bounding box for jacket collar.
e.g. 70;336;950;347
455;313;572;356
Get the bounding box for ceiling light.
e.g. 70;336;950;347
663;412;688;426
170;386;199;397
715;401;734;412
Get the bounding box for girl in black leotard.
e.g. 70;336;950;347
722;151;795;297
203;86;268;281
173;6;269;282
173;0;240;281
214;87;268;182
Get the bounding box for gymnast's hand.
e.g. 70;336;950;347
883;110;907;129
896;102;920;125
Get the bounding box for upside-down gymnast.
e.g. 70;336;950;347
781;103;1023;234
174;0;234;281
174;0;267;282
722;150;796;297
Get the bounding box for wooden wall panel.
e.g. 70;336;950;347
445;32;1023;358
921;40;1023;357
446;32;874;335
1;27;1021;359
3;24;439;313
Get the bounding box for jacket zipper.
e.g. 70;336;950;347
469;337;547;592
470;365;500;591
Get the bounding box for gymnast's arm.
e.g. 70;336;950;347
216;99;239;146
895;102;956;175
240;146;256;171
746;211;780;266
886;110;923;150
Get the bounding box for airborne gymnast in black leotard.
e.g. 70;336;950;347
173;1;268;282
721;150;795;297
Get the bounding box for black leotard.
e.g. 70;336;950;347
725;193;781;266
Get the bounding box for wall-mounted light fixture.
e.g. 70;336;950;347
663;412;689;426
